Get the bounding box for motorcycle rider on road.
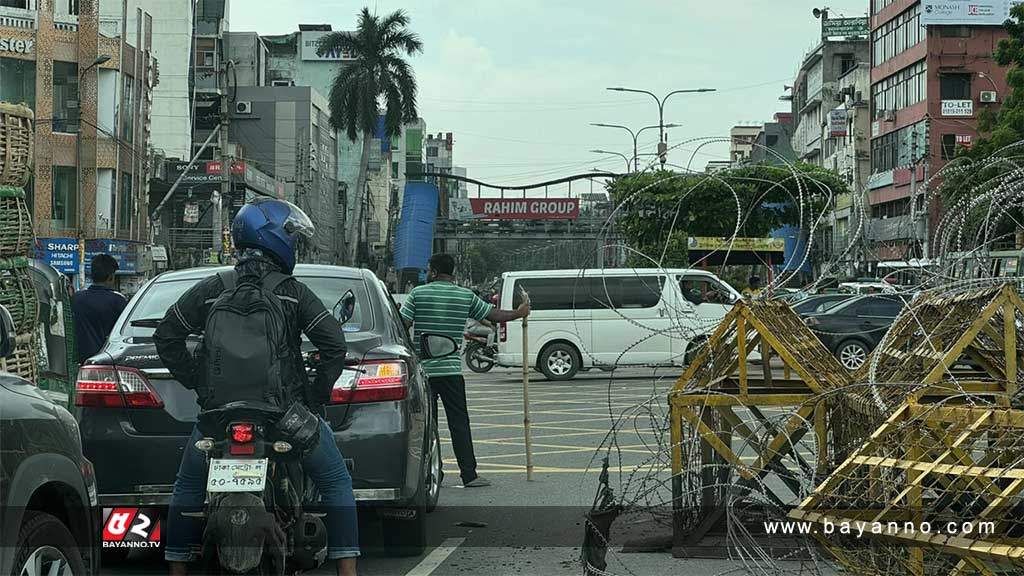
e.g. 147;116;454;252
155;198;359;576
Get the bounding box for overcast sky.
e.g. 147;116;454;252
232;1;870;193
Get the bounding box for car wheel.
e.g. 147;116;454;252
425;426;442;513
13;512;87;576
538;343;580;381
837;340;869;371
465;342;495;373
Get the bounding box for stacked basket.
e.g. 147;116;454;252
0;102;39;381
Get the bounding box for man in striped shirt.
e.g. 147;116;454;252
401;254;530;488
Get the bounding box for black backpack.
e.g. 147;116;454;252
201;270;291;408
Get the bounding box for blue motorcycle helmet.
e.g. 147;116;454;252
231;198;314;273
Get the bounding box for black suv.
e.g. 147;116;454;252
0;305;99;575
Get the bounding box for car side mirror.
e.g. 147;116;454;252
0;305;15;359
334;290;357;324
420;333;458;360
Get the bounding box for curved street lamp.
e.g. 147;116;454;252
606;87;715;164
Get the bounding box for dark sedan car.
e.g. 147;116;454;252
74;265;440;555
804;294;905;370
0;305;99;576
791;294;853;316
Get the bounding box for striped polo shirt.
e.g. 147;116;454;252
400;281;493;377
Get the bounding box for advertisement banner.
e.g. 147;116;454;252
687;237;785;252
86;239;140;275
300;31;356;61
205;161;244;175
822;17;869;38
467;198;580;220
34;238;80;274
921;1;1020;25
941;99;974;116
829;109;849;137
168;162;220;184
448;198;475;221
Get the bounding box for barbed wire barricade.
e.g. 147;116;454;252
577;139;1024;576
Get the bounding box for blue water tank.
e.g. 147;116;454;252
393;182;439;272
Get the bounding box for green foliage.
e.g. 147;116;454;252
319;8;423;141
607;164;848;266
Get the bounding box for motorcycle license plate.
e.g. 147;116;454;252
207;459;268;492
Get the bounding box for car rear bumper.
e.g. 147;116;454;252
85;403;423;509
98;488;402;507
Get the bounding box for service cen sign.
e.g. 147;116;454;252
468;198;580;220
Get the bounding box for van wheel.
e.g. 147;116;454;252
539;343;580;381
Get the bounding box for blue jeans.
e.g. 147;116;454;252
165;419;360;562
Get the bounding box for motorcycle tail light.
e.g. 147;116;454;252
499;322;507;343
229;443;256;455
230;423;255;443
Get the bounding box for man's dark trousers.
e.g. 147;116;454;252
429;375;478;484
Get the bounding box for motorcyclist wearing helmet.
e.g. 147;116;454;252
155;198;358;576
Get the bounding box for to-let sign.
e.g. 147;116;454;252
941;99;974;117
468;198;580;220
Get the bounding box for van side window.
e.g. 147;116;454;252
680;276;734;305
511;276;664;310
512;278;594;310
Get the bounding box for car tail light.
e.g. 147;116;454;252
330;360;408;404
75;366;163;408
231;423;254;443
499;322;507;343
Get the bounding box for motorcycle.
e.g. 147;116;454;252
188;291;459;574
464;322;497;373
186;289;362;575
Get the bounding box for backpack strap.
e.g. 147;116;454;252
262;271;291;295
217;270;237;291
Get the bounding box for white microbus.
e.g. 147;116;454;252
494;268;741;380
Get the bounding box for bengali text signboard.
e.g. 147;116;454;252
687;237;785;252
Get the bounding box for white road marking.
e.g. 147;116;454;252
404;537;466;576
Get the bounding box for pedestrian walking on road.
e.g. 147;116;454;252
72;253;128;363
401;253;530;488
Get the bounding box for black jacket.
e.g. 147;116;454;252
153;254;347;409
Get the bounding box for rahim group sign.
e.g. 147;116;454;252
921;1;1022;25
467;198;580;220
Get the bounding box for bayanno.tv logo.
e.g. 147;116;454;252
102;508;162;549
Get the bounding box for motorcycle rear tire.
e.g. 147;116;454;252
465;342;495;373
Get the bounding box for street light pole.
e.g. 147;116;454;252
591;123;680;171
590;149;631;173
76;54;112;290
606;87;715;165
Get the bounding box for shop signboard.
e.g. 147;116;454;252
466;198;580;220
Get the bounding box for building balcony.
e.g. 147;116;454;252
867;215;915;243
0;6;36;29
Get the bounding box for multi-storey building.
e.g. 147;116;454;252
867;0;1010;266
729;125;762;165
0;0;155;292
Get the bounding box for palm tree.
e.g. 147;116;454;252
318;8;422;265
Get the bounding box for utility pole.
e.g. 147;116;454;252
215;60;230;260
294;129;306;262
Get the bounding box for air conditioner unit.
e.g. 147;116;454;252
235;101;253;114
883;109;896;122
980;91;998;103
271;79;294;87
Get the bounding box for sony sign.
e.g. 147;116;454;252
0;37;34;55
